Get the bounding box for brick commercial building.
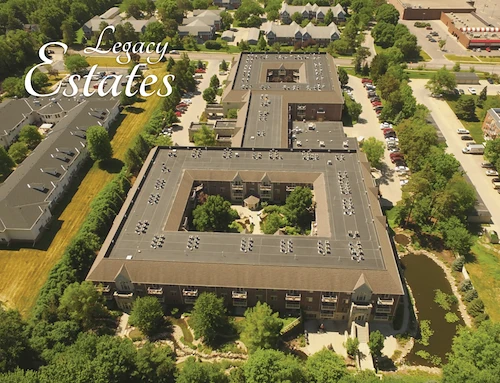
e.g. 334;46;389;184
388;0;476;20
441;12;500;50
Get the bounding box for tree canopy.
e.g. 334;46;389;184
0;307;30;373
283;186;313;228
8;142;29;164
305;348;348;383
244;349;305;383
192;195;239;232
425;67;457;95
368;330;385;359
361;137;385;168
129;296;165;337
86;125;113;162
190;293;228;346
0;147;16;178
177;357;228;383
241;302;282;353
64;54;89;73
193;125;217;146
18;125;43;150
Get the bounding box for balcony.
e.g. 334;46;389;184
285;302;301;310
148;287;164;295
184;297;197;305
233;299;248;307
376;306;392;314
260;184;272;191
377;297;394;306
183;289;199;297
232;290;248;299
321;295;337;303
231;184;243;190
321;303;336;311
320;311;335;318
113;291;133;299
285;293;301;301
286;186;296;192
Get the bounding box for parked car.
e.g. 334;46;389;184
429;38;437;42
170;50;179;54
459;89;465;95
195;68;206;73
492;178;500;189
175;111;182;117
453;88;460;95
380;122;393;129
457;128;470;134
365;84;376;90
374;106;383;111
486;170;499;176
461;135;474;141
361;78;372;84
394;160;407;168
468;87;477;95
370;97;381;102
391;155;404;163
431;93;443;98
481;162;494;168
372;101;383;106
431;31;439;36
487;78;494;84
389;152;402;159
426;26;432;30
400;179;409;186
382;128;394;134
367;91;376;97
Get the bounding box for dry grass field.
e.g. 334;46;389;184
0;69;165;317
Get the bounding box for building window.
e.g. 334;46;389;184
344;299;349;304
306;306;312;310
221;293;227;297
271;295;277;301
256;294;263;301
170;290;177;296
307;297;313;303
220;187;225;193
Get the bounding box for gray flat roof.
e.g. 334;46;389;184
87;147;404;294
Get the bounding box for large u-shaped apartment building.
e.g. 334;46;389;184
86;52;404;325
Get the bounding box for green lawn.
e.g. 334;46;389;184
195;44;240;53
445;54;480;63
405;70;438;79
477;56;500;63
446;95;500;143
467;241;500;322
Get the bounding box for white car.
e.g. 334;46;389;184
468;87;477;95
396;165;409;173
386;137;399;142
181;99;192;104
400;179;409;186
380;122;393;129
486;170;499;176
457;128;470;134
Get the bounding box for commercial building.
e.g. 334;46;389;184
441;12;500;49
482;108;500;140
87;52;404;324
388;0;476;20
0;94;120;243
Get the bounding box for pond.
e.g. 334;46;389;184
401;253;464;366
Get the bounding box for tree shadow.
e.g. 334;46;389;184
98;158;124;173
377;355;397;371
378;162;396;185
125;106;145;114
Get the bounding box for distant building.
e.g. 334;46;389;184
454;72;480;84
184;10;222;31
221;30;235;42
387;0;475;20
279;2;346;24
82;7;157;39
0;95;120;244
213;0;241;10
178;20;215;43
441;12;500;50
262;21;340;47
482;108;500;140
247;28;261;45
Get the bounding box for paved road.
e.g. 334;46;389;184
346;75;402;207
410;79;500;231
171;58;226;146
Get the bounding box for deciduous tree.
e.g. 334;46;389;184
283;186;313;228
368;330;385;359
193;195;239;232
64;54;89;73
244;349;305;383
202;87;216;103
8;142;29;164
455;98;476;121
190;293;228;345
19;125;42;150
338;67;349;87
425;66;457;95
0;147;16;177
193;125;217;146
241;302;282;353
360;137;385;168
129;296;165;337
177;357;228;383
86;125;113;162
0;307;30;373
305;348;347;383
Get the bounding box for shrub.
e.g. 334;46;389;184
459;279;473;292
452;256;466;271
467;298;485;317
205;40;222;50
464;289;478;302
445;312;460;323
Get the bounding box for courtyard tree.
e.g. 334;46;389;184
18;125;42;150
129;296;165;337
443;321;500;383
0;147;16;178
58;281;109;331
368;330;385;360
439;39;446;51
8;142;29;164
244;349;305;383
261;212;284;234
284;186;313;228
305;348;348;383
202;87;216;103
209;74;220;90
338;67;349;87
425;66;457;95
64;54;89;73
193;195;239;232
134;342;177;383
190;293;228;345
344;337;360;358
345;97;363;123
241;302;283;353
484;138;500;166
193;125;217;146
455;98;476;121
361;137;385;168
324;9;334;25
86;125;113;162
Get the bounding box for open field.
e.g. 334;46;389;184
467;241;500;322
0;69;166;317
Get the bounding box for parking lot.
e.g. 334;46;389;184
410;79;500;232
345;76;403;207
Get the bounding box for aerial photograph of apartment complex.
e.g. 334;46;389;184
0;0;499;382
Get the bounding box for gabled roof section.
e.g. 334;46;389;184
353;273;373;292
115;264;132;283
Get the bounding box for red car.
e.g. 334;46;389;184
177;103;188;108
390;152;402;159
391;155;404;163
195;68;206;73
372;101;382;106
383;128;394;134
361;78;372;84
175;111;182;117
